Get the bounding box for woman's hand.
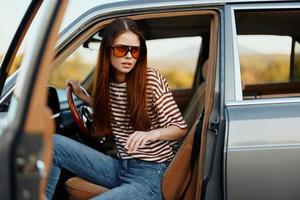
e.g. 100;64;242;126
125;130;160;153
66;80;85;98
66;79;92;106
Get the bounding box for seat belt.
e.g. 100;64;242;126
191;108;204;169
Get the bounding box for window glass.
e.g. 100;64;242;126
238;35;291;85
0;1;30;75
49;45;98;89
49;36;201;92
0;1;30;61
235;10;300;99
147;36;201;89
294;41;300;80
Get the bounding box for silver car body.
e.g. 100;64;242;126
57;1;300;199
1;0;300;199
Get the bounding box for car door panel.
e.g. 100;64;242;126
226;101;300;200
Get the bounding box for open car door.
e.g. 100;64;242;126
0;0;68;199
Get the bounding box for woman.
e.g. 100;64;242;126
46;18;187;200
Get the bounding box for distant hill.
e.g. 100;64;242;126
238;45;260;55
0;43;295;89
240;54;290;84
148;45;199;71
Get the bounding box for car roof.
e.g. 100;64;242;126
86;0;295;11
60;0;293;38
105;0;294;5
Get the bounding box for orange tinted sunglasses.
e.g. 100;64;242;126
111;45;141;59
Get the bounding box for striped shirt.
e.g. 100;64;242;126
109;68;187;162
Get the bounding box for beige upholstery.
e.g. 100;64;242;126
65;177;109;200
183;59;208;130
65;61;208;200
183;83;206;130
161;83;206;199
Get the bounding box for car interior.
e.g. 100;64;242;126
46;12;217;200
0;8;219;200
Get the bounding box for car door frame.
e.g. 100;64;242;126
0;0;68;199
224;2;300;200
52;2;222;199
0;0;42;97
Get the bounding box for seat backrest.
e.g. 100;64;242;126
183;59;208;129
161;60;208;200
183;83;206;130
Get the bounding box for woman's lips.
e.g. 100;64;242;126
121;62;132;68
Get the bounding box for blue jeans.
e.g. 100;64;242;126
46;134;167;200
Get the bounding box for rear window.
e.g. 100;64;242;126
238;35;291;85
147;36;201;90
235;10;300;99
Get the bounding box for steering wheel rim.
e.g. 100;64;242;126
66;84;89;137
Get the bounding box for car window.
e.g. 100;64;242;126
49;45;98;89
0;1;31;77
294;40;300;81
147;36;201;90
50;36;201;91
1;0;101;78
0;1;30;65
238;35;291;85
235;10;300;99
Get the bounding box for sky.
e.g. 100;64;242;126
0;0;292;57
0;0;30;54
238;35;291;55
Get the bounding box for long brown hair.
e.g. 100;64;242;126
92;18;151;136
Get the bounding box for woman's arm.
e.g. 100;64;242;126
125;126;188;153
66;80;93;106
77;93;93;107
151;126;187;141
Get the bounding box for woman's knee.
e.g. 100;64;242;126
52;134;67;153
51;134;76;164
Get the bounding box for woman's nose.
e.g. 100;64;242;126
124;50;132;59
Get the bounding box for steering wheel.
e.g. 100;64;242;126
66;84;92;138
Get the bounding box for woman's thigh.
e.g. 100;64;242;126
52;134;121;188
91;159;167;200
90;182;160;200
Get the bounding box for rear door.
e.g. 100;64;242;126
224;2;300;200
0;0;68;199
